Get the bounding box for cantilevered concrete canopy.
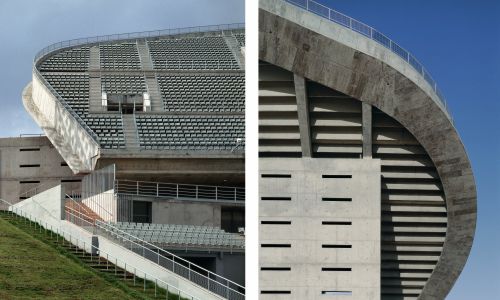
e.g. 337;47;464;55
259;0;476;299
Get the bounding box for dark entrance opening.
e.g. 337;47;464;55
221;207;245;233
132;201;152;223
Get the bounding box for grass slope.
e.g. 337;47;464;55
0;215;137;300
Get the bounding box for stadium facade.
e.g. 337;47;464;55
258;1;476;300
3;23;245;300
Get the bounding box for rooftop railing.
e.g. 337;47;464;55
283;0;451;118
115;179;245;203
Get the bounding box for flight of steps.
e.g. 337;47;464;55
223;34;244;69
0;211;180;300
89;76;103;112
137;40;154;70
121;114;141;150
145;75;164;112
89;46;100;70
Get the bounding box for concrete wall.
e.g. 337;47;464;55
82;189;116;222
152;199;222;227
98;235;225;300
27;75;100;173
259;158;381;300
0;136;82;208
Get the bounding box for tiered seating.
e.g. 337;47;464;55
158;75;245;112
234;33;245;47
109;222;245;249
39;47;89;71
101;75;147;94
43;73;125;149
100;43;141;69
148;35;239;70
136;115;244;150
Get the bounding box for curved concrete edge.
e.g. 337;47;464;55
23;79;100;174
259;5;476;300
260;0;451;121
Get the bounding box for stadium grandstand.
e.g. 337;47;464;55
1;23;245;300
259;1;476;300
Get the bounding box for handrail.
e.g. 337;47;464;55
283;0;451;118
94;219;245;298
4;208;200;300
115;179;245;203
67;193;113;221
34;23;245;64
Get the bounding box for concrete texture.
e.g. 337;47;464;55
260;158;381;300
259;1;476;299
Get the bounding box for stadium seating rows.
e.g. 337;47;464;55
158;74;244;112
100;43;141;69
39;47;90;71
107;222;245;249
148;35;239;70
234;34;245;47
136;115;244;150
101;75;147;94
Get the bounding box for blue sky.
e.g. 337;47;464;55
316;0;500;298
0;0;244;137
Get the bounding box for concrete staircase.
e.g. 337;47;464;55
121;114;140;150
65;200;103;223
145;75;164;112
89;46;100;70
137;40;153;70
89;76;103;112
223;34;244;69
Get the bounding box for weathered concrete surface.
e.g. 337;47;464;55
259;1;476;299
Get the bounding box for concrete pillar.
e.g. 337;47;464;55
362;102;372;158
294;74;312;157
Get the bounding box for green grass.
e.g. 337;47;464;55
0;214;139;300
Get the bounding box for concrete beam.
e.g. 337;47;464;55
362;102;372;158
293;74;312;157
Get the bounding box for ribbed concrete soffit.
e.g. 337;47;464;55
259;4;476;300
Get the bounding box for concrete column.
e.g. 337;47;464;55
294;74;312;157
362;102;372;158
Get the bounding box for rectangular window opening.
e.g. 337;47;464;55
322;221;352;225
322;268;352;272
19;148;40;152
260;267;291;271
261;291;291;294
322;291;352;296
261;174;292;178
261;221;292;225
261;197;291;201
322;197;351;202
261;244;291;248
19;181;40;184
61;179;82;183
322;175;352;179
322;244;352;249
19;164;40;168
61;162;68;166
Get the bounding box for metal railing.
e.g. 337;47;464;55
162;59;238;70
115;180;245;203
283;0;451;116
91;218;245;300
34;23;245;63
0;205;200;300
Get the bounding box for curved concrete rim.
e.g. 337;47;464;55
259;5;477;300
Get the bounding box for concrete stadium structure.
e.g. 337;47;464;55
258;1;476;299
3;24;246;300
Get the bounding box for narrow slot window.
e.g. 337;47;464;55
260;267;291;271
19;148;40;152
261;197;291;201
261;174;291;178
19;197;28;200
322;197;351;202
261;291;291;294
322;221;352;225
19;181;40;184
322;291;352;296
261;244;291;248
322;245;352;249
19;164;40;168
61;162;68;166
322;268;352;271
322;175;352;179
61;179;82;183
261;221;291;225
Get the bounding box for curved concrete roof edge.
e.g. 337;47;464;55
260;0;452;122
259;2;476;299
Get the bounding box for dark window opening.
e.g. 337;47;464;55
61;179;82;183
261;244;291;248
61;162;68;166
322;175;352;179
261;291;291;294
322;268;352;271
132;201;152;223
322;245;352;248
260;267;291;271
19;180;40;184
322;198;352;202
19;148;40;152
261;197;291;201
221;207;244;233
261;174;292;178
20;164;40;168
322;221;352;225
261;221;291;225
